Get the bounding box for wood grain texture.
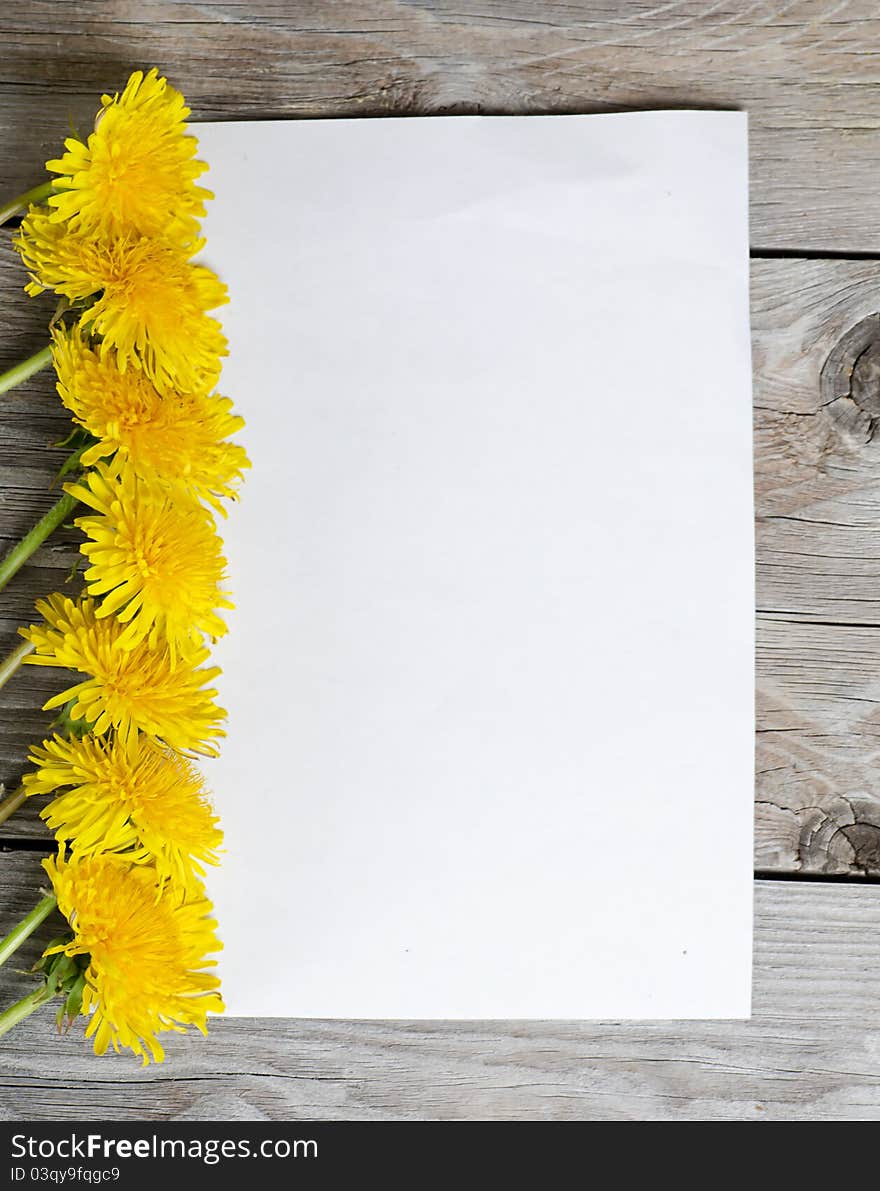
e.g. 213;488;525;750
1;1;880;250
754;261;880;875
1;852;879;1121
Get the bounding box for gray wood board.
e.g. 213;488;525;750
1;2;880;251
0;852;878;1121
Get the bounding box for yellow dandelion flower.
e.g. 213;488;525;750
16;209;96;300
46;68;211;245
43;850;223;1064
25;734;222;888
51;326;249;510
22;594;226;756
84;239;228;395
16;212;228;394
66;463;232;661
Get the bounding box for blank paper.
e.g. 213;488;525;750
198;111;754;1019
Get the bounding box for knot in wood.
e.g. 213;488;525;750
821;314;880;446
798;792;880;875
837;822;880;874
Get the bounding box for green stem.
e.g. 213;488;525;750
0;894;57;969
0;785;27;828
0;638;34;694
0;345;53;396
0;180;55;227
0;491;77;595
0;981;54;1039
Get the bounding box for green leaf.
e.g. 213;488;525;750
51;427;99;486
51;698;92;739
61;973;86;1029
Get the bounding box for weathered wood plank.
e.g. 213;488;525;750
753;261;880;874
0;852;878;1121
1;1;880;251
757;618;880;873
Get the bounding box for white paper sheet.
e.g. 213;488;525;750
197;111;754;1019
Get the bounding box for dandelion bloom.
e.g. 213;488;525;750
51;326;248;509
22;594;226;756
45;68;211;245
43;850;223;1064
67;463;232;661
26;734;222;887
16;212;227;394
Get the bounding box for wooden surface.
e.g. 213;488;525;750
3;1;880;252
3;0;880;1121
5;854;880;1121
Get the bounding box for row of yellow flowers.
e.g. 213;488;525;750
0;70;247;1063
